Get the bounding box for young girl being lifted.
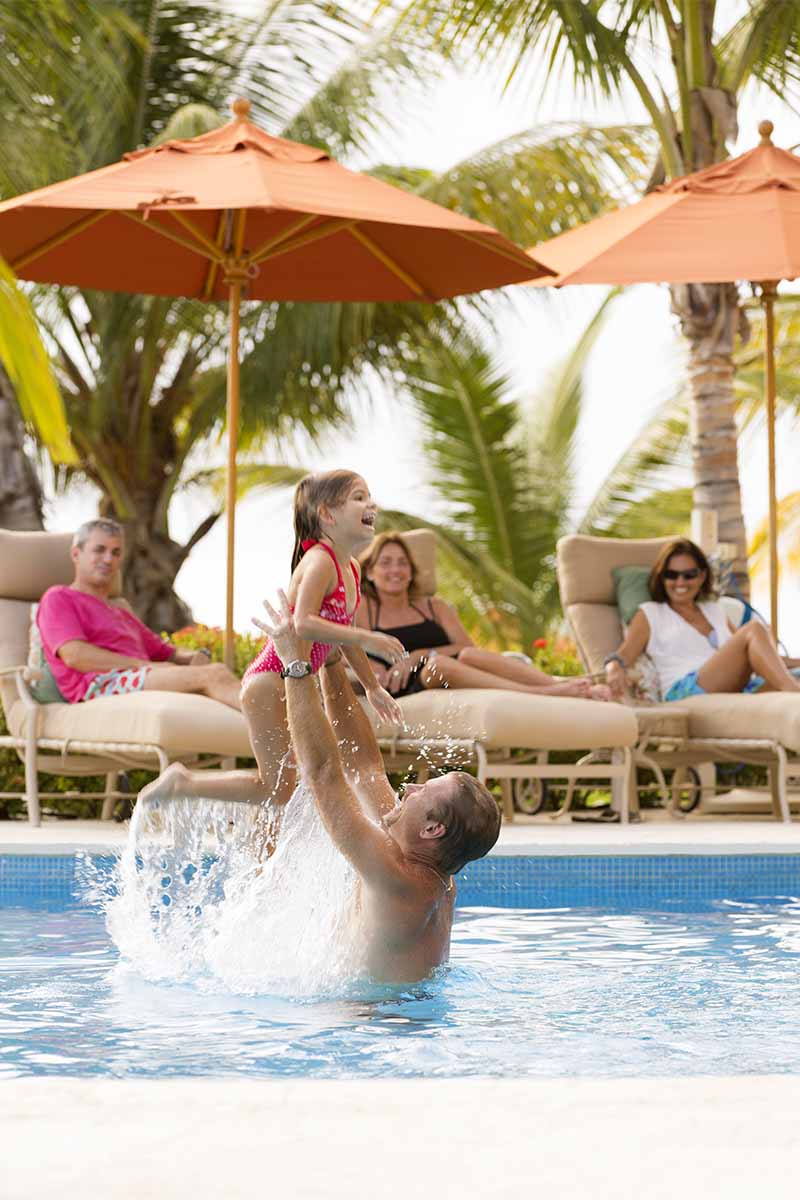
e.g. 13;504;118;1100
141;470;404;815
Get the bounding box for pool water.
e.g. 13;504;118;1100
3;899;800;1079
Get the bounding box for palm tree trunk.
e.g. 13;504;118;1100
0;367;44;530
118;522;194;633
671;281;749;595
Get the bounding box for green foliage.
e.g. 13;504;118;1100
529;636;583;677
170;624;264;680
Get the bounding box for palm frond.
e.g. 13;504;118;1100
0;257;75;463
718;0;800;94
182;463;308;503
748;490;800;583
386;123;655;247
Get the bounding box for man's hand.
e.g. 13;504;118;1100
188;649;212;667
366;684;402;727
253;591;305;665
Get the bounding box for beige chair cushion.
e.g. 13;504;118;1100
371;688;638;751
676;693;800;754
557;534;675;608
6;690;252;758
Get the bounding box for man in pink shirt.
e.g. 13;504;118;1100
37;519;241;709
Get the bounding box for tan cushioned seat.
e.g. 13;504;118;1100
7;690;252;759
675;693;800;754
371;689;638;751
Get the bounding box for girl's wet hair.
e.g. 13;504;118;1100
291;470;364;572
358;531;422;600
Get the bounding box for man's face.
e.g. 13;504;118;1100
71;531;124;590
384;775;453;840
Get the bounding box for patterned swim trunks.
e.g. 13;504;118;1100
664;671;763;702
83;665;150;701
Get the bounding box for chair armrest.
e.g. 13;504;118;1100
0;664;38;707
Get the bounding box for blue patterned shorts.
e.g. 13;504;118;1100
664;671;764;702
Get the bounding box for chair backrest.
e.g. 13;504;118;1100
0;528;121;715
363;528;437;595
556;533;676;672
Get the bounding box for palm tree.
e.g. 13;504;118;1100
362;301;691;648
393;0;800;595
1;2;654;629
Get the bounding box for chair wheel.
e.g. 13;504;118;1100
671;766;702;813
513;778;548;815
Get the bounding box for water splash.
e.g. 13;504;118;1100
102;784;359;997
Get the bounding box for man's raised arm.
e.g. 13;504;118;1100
257;595;404;886
319;654;397;821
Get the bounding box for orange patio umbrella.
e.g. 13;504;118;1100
0;99;548;662
529;121;800;638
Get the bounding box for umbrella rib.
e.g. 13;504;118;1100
247;216;353;267
167;211;231;261
455;229;544;273
119;211;223;263
246;214;320;266
202;212;228;300
11;210;109;271
347;227;427;297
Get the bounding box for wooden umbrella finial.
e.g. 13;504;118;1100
232;98;251;121
758;119;774;145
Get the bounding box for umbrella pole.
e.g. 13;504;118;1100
762;282;779;641
224;276;243;670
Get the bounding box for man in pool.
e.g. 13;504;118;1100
259;590;502;983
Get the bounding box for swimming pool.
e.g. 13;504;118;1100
3;852;800;1080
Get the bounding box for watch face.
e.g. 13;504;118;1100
284;660;312;678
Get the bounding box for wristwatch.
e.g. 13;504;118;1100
280;660;313;680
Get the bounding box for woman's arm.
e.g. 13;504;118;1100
419;596;473;658
604;609;651;697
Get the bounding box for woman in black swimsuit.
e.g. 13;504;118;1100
356;533;610;699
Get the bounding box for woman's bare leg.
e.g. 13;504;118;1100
457;646;607;695
419;655;606;698
698;623;800;693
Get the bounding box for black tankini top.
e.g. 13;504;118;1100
366;597;450;696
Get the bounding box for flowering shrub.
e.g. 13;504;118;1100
529;636;584;677
169;624;264;679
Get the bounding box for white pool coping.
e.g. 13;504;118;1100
4;1076;800;1200
4;814;800;856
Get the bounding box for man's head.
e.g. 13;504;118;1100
71;519;124;595
384;772;501;875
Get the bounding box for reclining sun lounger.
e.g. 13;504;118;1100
557;533;800;823
367;531;639;822
0;529;251;825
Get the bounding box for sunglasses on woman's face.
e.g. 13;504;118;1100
663;568;701;581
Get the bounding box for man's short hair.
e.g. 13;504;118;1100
72;518;124;550
426;772;501;875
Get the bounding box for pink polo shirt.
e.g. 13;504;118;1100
37;585;175;703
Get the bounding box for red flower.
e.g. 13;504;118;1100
533;638;548;649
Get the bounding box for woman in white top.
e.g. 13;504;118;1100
604;539;800;702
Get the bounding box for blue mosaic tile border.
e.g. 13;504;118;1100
3;852;800;911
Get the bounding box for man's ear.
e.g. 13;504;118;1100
69;544;80;565
419;820;446;841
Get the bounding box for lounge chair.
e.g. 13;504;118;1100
556;533;800;822
0;529;251;826
368;530;640;822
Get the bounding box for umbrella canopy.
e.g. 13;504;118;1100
0;99;548;660
529;122;798;636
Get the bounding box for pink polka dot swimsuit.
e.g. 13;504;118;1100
243;541;361;680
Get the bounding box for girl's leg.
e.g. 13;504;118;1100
419;655;603;698
139;672;295;809
698;623;800;693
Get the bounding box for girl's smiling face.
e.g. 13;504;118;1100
324;476;376;547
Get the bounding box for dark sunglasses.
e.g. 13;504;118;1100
663;568;701;581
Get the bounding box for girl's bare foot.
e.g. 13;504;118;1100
137;761;193;809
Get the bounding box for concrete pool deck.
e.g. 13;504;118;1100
4;810;800;855
4;1077;800;1200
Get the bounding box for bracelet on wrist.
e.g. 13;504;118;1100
603;653;625;670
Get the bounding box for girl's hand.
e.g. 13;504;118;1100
370;663;391;688
366;685;403;726
385;655;416;695
360;629;407;665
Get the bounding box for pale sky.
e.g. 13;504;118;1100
43;12;800;651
